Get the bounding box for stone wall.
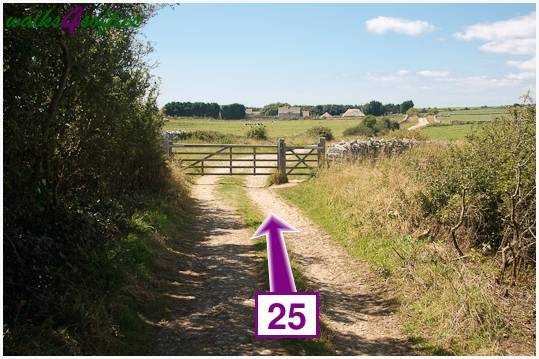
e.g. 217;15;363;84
327;138;418;160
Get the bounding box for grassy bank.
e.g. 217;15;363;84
4;169;196;355
277;147;535;355
216;176;336;355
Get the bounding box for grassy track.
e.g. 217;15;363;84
216;176;336;355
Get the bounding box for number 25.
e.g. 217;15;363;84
268;303;306;330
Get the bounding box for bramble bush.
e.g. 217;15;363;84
414;99;536;283
246;125;268;140
306;126;334;141
343;116;400;137
3;3;174;354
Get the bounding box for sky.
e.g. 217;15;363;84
141;3;536;108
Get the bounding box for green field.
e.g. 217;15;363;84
164;106;506;141
423;124;485;140
164;117;363;138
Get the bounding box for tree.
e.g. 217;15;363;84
400;100;414;114
163;101;220;118
363;100;384;116
383;103;399;114
221;103;246;119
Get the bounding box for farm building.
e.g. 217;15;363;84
342;108;365;117
278;106;302;119
319;112;333;119
302;110;310;118
245;108;261;119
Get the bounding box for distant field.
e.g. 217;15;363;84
437;106;506;125
164;107;506;141
423;124;485;140
164;117;364;138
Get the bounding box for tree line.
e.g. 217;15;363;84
163;101;246;119
163;100;414;118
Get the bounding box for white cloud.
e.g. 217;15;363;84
506;72;536;80
454;12;535;41
365;16;435;36
417;70;450;78
507;57;536;71
480;38;536;55
454;12;536;56
365;69;410;81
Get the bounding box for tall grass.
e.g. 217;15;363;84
278;144;535;355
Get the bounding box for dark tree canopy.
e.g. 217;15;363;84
163;101;220;118
400;100;415;114
363;100;384;116
221;103;246;119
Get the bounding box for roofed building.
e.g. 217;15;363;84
319;112;333;119
278;106;302;119
342;108;365;117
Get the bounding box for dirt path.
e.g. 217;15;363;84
155;175;287;355
408;117;429;131
245;174;416;355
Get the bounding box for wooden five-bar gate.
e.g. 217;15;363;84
163;137;326;181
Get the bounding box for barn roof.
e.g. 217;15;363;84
342;108;365;117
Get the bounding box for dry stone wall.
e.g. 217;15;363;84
327;138;418;160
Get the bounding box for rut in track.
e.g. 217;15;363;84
246;173;416;355
155;152;415;355
154;175;287;355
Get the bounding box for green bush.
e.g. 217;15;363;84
306;126;334;140
188;130;239;143
3;3;177;354
343;124;375;137
416;102;535;283
343;116;399;137
246;125;268;140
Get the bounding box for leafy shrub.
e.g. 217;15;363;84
416;102;535;283
343;116;399;137
188;130;239;143
3;3;176;354
246;125;268;140
343;124;375;137
306;126;334;140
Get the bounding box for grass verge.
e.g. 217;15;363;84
276;156;535;355
216;176;336;355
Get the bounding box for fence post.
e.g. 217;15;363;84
277;138;288;183
162;133;172;158
317;137;326;168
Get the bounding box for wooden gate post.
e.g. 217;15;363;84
162;133;172;158
277;138;288;182
317;137;326;168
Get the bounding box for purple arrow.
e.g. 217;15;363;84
252;214;297;293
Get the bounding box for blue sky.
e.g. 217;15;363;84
141;3;536;107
